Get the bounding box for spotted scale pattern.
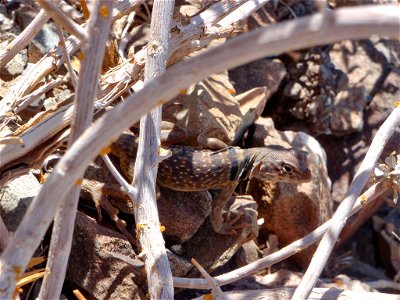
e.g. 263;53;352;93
111;133;312;191
157;146;253;191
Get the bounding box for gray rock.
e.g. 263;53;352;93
0;172;41;232
16;6;59;63
0;4;16;33
279;48;350;135
0;38;28;80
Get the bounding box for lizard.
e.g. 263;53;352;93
110;132;312;235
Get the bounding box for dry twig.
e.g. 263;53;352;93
55;25;78;88
0;216;9;253
0;0;143;118
0;9;49;69
38;1;115;298
191;288;400;300
37;0;88;42
192;258;226;300
131;0;175;298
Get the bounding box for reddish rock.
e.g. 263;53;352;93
66;211;146;300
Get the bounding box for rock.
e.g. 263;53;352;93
0;172;41;232
277;48;349;135
163;72;268;149
158;186;212;244
16;5;59;63
0;35;27;81
229;58;286;95
0;4;28;80
326;39;388;135
44;87;73;110
317;45;400;202
372;208;400;279
0;4;16;33
371;37;400;66
248;118;332;268
66;211;146;300
182;196;258;275
272;38;399;137
81;156;134;215
233;240;261;268
166;249;193;277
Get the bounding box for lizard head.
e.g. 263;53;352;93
250;145;311;183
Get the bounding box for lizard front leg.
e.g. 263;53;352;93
90;182;136;245
210;181;251;235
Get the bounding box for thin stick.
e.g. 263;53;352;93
132;0;175;298
58;0;84;23
0;9;49;69
364;280;400;291
13;77;64;114
38;1;114;299
172;182;387;289
191;288;400;300
55;25;78;88
0;137;23;145
192;258;226;300
217;0;271;27
101;154;136;199
0;0;143;117
37;0;88;42
0;215;9;253
0;6;398;297
292;107;400;299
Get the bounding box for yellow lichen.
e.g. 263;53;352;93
76;51;85;61
100;145;112;155
360;194;366;206
99;4;109;17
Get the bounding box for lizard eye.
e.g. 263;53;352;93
282;165;292;174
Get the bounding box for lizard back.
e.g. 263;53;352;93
111;133;311;190
157;146;253;191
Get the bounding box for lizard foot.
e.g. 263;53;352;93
211;207;253;235
211;196;259;237
90;183;136;244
